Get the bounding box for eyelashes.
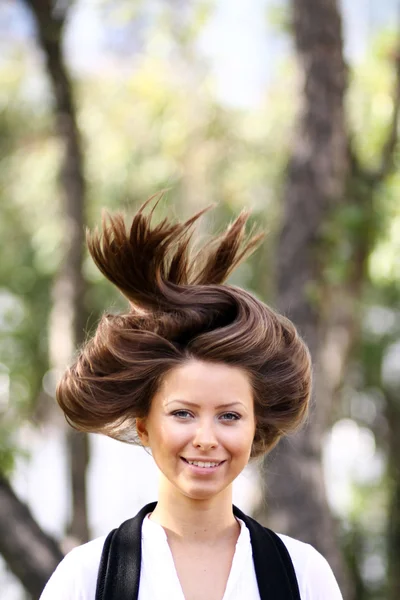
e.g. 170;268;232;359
171;410;241;421
220;412;241;421
171;410;192;419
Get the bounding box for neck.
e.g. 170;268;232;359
149;480;238;544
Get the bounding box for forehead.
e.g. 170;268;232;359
155;360;254;406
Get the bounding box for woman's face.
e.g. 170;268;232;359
137;359;256;502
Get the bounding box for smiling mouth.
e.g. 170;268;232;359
181;458;225;469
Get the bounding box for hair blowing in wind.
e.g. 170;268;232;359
57;198;312;457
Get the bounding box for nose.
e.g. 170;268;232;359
192;419;219;450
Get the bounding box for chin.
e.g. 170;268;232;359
180;484;227;501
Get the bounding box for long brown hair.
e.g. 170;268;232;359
57;198;312;457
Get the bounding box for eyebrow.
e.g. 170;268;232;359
165;400;247;410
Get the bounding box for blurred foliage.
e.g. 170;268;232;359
337;30;400;599
0;0;291;467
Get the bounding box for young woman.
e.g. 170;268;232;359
40;200;343;600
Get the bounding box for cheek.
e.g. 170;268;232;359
224;423;255;457
149;420;191;454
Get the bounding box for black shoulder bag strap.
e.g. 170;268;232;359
96;502;301;600
233;505;301;600
95;502;157;600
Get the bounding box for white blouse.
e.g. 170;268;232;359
40;515;343;600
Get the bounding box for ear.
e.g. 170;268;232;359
136;417;150;446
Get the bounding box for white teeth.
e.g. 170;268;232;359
186;460;221;468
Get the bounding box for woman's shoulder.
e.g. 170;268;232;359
68;534;108;563
276;533;343;600
40;535;107;600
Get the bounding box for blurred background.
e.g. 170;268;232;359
1;0;400;598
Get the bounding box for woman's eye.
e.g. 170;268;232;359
220;412;240;421
172;410;192;419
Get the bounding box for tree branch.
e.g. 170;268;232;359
26;0;90;545
0;475;63;599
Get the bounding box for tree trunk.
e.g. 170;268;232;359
257;0;351;594
0;475;64;599
386;390;400;600
26;0;90;544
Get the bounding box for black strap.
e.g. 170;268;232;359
233;505;301;600
96;502;301;600
95;528;116;600
95;503;154;600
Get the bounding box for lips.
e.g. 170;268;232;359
181;457;225;468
